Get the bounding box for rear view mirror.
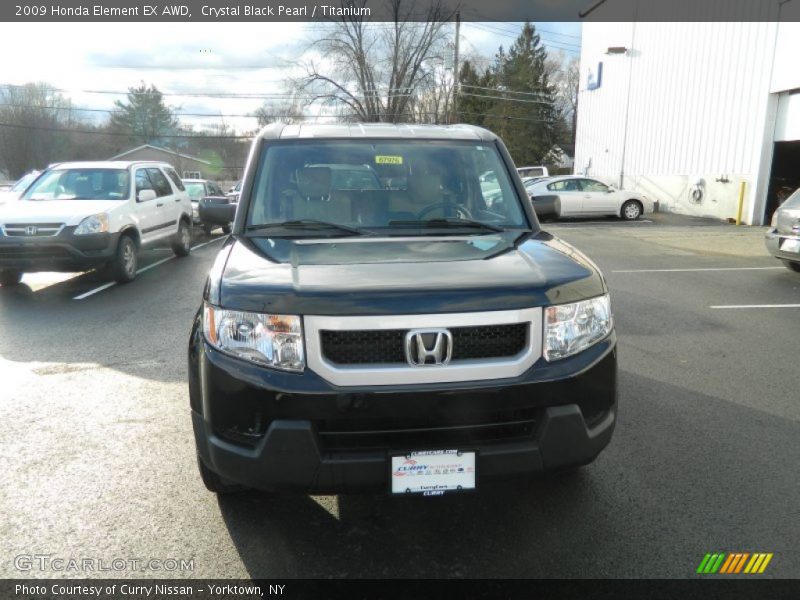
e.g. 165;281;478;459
137;189;156;202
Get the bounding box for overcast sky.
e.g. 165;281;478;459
0;21;580;132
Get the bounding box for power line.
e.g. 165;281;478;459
0;109;564;137
469;23;581;54
459;84;552;97
459;92;552;105
0;122;256;138
0;103;264;118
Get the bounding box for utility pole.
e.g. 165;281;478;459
452;11;460;123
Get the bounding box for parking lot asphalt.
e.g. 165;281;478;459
1;216;798;579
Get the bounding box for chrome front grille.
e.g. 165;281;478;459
321;324;529;365
305;309;543;387
3;223;64;237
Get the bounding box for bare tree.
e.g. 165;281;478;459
0;83;76;178
546;51;580;145
296;0;456;123
252;97;306;127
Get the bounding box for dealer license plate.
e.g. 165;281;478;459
390;450;476;496
781;238;800;253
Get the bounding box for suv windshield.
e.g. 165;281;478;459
22;169;130;201
184;182;206;201
247;140;529;235
11;171;40;193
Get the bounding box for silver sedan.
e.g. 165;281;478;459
765;187;800;273
525;176;656;221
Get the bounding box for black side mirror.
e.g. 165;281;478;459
199;196;237;225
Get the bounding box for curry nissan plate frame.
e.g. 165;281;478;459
390;449;478;496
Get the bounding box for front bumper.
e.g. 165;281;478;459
0;227;120;272
765;228;800;264
190;316;618;494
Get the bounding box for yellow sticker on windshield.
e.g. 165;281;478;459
375;155;403;165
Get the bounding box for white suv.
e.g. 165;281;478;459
0;161;193;286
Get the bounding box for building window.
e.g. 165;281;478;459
183;171;202;179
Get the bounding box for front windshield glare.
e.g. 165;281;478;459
247;140;529;232
22;169;131;201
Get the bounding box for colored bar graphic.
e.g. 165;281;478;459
710;554;725;573
759;553;773;573
734;553;749;573
744;554;760;574
696;554;712;574
719;554;735;574
698;552;773;575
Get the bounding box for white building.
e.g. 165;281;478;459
574;21;800;225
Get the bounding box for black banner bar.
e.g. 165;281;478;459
2;0;800;22
3;579;800;600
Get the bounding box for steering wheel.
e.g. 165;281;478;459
415;202;473;220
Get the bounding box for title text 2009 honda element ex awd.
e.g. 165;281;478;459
189;123;617;496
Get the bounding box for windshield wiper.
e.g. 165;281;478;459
387;218;508;233
246;219;371;236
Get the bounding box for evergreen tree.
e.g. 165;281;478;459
484;23;562;166
109;83;180;147
457;60;495;126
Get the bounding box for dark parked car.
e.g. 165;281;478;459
189;123;617;496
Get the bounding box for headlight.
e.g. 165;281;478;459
74;213;109;235
203;304;304;372
544;294;613;361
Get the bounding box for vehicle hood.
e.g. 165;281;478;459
213;232;607;315
0;199;124;226
0;191;21;205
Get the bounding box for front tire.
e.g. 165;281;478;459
172;220;191;257
197;456;247;494
0;269;23;286
621;200;642;221
782;260;800;273
109;235;137;283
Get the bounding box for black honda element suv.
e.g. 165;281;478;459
189;123;617;496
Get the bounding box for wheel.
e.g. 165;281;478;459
222;224;232;235
172;220;191;257
203;223;214;235
109;235;137;283
0;269;23;286
197;456;247;494
621;200;642;221
552;198;561;221
782;260;800;273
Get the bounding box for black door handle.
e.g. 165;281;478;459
174;198;181;202
156;203;164;207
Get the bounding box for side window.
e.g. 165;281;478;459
210;183;223;196
548;180;578;192
135;169;154;193
164;167;185;191
580;179;609;193
146;168;173;197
